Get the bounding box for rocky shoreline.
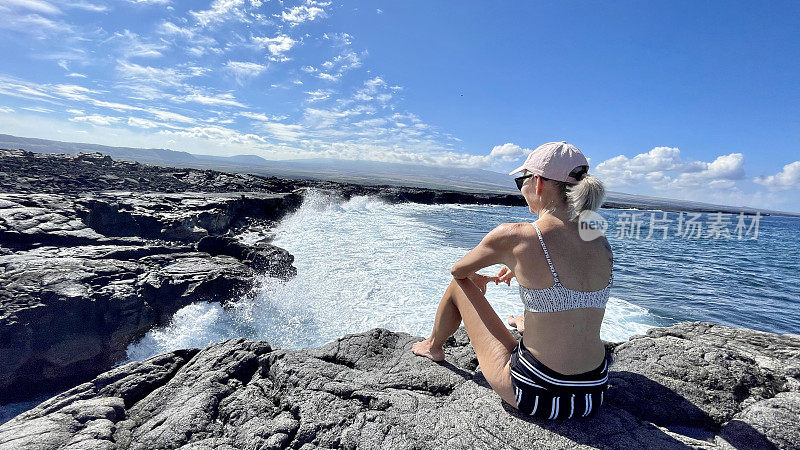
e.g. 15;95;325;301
0;148;532;406
0;190;300;405
0;323;798;449
1;149;799;448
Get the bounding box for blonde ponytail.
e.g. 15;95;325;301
566;173;606;221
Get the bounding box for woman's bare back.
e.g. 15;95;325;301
509;217;613;374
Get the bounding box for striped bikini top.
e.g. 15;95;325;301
519;222;613;313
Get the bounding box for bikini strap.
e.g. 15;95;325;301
532;222;560;284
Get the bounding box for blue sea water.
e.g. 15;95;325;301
601;209;800;335
125;189;800;361
3;189;798;425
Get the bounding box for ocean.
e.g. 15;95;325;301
125;188;800;362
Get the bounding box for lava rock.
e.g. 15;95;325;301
1;323;797;449
197;235;296;280
0;190;301;403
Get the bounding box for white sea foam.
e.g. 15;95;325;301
126;189;659;361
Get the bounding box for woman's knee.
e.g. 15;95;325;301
448;278;472;302
447;277;459;291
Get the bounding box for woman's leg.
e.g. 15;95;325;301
412;278;520;408
411;279;463;361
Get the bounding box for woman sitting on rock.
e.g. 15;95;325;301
412;141;613;419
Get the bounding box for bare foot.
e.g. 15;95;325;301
411;337;445;362
507;314;525;334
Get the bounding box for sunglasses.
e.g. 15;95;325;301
514;173;549;190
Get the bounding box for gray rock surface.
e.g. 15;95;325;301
1;322;797;449
0;191;300;403
0;147;527;408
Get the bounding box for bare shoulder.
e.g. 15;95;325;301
481;222;525;247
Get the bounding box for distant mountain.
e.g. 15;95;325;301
0;134;201;166
1;133;797;217
0;133;516;193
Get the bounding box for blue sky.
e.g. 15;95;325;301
0;1;799;212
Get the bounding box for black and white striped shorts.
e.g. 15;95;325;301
509;340;609;419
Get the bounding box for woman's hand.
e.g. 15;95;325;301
496;265;515;286
466;273;501;294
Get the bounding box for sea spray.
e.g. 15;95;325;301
126;189;664;361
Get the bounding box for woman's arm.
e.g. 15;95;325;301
450;223;516;279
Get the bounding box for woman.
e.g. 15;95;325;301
411;141;613;419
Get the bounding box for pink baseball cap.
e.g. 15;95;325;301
508;141;589;184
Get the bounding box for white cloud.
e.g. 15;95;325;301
252;34;297;59
4;0;61;15
303;107;360;128
489;143;530;162
240;112;303;141
664;153;745;190
118;61;187;86
323;32;353;46
126;116;183;129
280;0;328;25
70;114;122;126
158;21;219;56
161;124;266;146
592;147;746;192
703;153;746;179
754;161;800;191
52;83;96;100
0;107;14;113
597;146;705;176
158;21;195;38
38;48;91;67
318;51;362;81
90;99;143;112
64;1;108;12
225;61;267;83
0;78;57;101
595;147;698;187
66;72;87;78
305;89;332;102
352;117;386;128
147;108;195;123
347;76;394;105
363;76;386;92
128;0;171;5
191;0;245;26
317;72;340;82
239;112;282;121
110;30;166;59
0;12;69;37
116;61;207;99
128;117;161;129
180;92;245;108
21;106;54;113
408;142;531;169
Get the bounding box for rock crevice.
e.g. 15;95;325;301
0;190;300;403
